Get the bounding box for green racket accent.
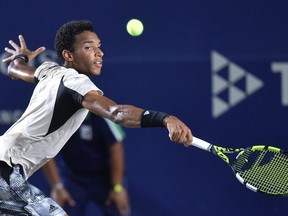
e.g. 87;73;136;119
233;146;288;195
211;146;244;164
267;146;281;152
251;145;265;151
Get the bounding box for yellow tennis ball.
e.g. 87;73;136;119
126;19;144;36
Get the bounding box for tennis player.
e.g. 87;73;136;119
1;20;193;215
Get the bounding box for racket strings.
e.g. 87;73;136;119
248;152;288;194
235;149;288;195
256;153;288;194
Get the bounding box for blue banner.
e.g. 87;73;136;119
0;0;287;215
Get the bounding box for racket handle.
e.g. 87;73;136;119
192;137;212;151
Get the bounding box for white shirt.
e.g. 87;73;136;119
0;61;103;179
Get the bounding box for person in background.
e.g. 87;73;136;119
42;113;131;216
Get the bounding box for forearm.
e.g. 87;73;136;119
42;159;63;188
108;144;131;215
83;91;193;146
8;59;36;83
82;92;144;128
110;142;125;186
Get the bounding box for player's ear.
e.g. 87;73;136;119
62;49;73;62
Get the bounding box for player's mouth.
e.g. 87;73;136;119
95;60;103;68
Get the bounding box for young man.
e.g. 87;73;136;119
1;20;193;215
42;113;131;216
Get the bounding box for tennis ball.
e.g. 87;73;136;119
126;19;144;36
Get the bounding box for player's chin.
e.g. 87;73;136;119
91;68;102;76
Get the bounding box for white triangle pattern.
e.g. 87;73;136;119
212;97;229;118
229;63;245;83
211;51;228;72
212;75;228;94
229;85;246;106
246;73;264;95
211;51;264;118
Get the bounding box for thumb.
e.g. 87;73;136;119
29;46;46;62
34;46;46;55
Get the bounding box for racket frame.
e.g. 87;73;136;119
191;137;288;196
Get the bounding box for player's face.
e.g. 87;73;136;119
70;31;104;76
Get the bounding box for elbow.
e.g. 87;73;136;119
108;105;129;126
112;117;125;125
109;107;124;124
107;105;141;128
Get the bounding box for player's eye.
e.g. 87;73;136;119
85;46;93;50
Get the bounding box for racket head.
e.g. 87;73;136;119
232;145;288;196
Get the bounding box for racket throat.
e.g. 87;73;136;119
211;146;234;164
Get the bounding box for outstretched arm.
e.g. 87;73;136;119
82;91;193;147
2;35;46;83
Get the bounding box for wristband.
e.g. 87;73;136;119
141;110;168;127
113;183;124;193
13;54;29;63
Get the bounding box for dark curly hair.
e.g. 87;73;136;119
54;20;94;63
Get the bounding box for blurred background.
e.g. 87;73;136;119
0;0;288;215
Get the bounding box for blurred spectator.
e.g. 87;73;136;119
43;113;131;216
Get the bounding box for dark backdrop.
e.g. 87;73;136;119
0;0;288;215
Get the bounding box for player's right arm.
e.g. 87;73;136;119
2;35;46;83
82;90;193;147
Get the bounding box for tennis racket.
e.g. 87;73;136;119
192;137;288;196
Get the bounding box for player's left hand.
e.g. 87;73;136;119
2;35;46;62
